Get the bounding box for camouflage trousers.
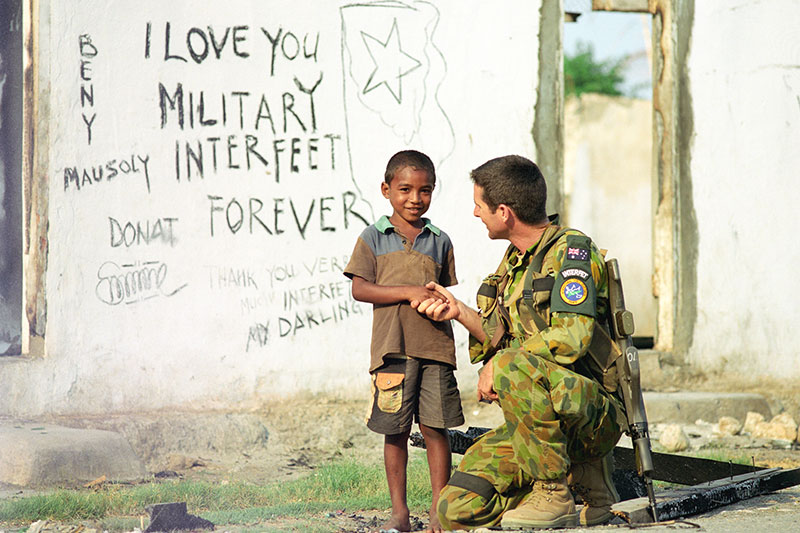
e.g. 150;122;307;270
437;348;623;530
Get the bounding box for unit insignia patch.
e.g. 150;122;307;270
560;278;587;305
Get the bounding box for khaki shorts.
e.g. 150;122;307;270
366;356;464;435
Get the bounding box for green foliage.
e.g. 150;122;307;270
0;458;435;527
564;42;626;97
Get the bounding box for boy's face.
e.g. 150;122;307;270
381;166;434;226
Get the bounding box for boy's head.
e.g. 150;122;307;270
384;150;436;186
381;150;436;226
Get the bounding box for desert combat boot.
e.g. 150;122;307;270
568;453;620;526
499;477;578;529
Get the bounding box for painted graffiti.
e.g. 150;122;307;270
206;192;368;239
157;80;323;133
95;260;187;305
144;22;319;75
79;34;98;145
171;132;341;183
206;266;259;290
109;216;178;247
63;154;152;194
245;299;363;352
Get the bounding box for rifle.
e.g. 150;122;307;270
605;258;658;522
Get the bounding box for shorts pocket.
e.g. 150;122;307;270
375;372;404;414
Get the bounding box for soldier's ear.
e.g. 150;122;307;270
497;204;513;223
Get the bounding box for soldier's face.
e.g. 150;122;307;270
473;184;506;240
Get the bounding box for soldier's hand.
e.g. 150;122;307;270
405;285;447;305
412;282;460;321
477;360;498;403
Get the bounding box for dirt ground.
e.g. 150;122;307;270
165;367;800;484
137;376;800;532
23;367;800;533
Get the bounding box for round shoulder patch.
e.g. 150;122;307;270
560;278;587;306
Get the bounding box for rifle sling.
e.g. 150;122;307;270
517;228;570;333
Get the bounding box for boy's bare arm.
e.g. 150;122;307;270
350;275;447;305
412;282;486;343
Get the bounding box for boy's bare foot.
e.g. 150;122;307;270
381;513;411;532
427;507;444;533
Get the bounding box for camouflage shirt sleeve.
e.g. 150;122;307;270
468;333;493;364
520;233;608;366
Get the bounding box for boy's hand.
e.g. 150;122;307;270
412;282;460;321
405;285;447;305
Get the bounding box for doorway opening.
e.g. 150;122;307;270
563;4;655;349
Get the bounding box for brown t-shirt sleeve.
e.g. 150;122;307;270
344;237;376;283
438;242;458;287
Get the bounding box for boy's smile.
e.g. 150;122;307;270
382;166;434;228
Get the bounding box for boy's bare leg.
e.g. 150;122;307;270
419;424;451;533
384;430;412;532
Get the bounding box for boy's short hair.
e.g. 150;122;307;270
470;155;547;225
384;150;436;185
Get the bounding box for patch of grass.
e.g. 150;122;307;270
691;451;754;466
0;457;435;526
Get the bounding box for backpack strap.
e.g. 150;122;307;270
517;227;570;332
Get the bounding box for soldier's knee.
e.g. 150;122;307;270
494;348;545;380
438;472;501;529
437;484;486;530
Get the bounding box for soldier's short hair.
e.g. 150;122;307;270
470;155;547;225
384;150;436;185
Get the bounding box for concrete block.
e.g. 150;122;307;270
0;422;147;487
643;392;771;425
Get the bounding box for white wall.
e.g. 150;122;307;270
687;1;800;377
1;0;542;416
564;94;655;337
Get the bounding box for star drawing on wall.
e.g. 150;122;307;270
360;18;421;104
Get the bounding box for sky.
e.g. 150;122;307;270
564;9;653;99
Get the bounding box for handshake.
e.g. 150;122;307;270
409;281;461;322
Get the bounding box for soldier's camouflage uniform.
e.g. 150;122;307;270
437;222;625;530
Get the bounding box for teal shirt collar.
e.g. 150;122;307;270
375;215;441;236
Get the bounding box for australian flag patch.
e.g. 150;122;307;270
567;247;589;261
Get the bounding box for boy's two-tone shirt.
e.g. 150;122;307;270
345;216;458;372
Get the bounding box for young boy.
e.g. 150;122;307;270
344;150;463;533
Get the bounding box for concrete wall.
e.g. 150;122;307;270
685;1;800;377
564;93;655;337
1;0;548;416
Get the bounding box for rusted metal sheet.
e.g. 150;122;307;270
614;467;800;524
612;445;766;486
